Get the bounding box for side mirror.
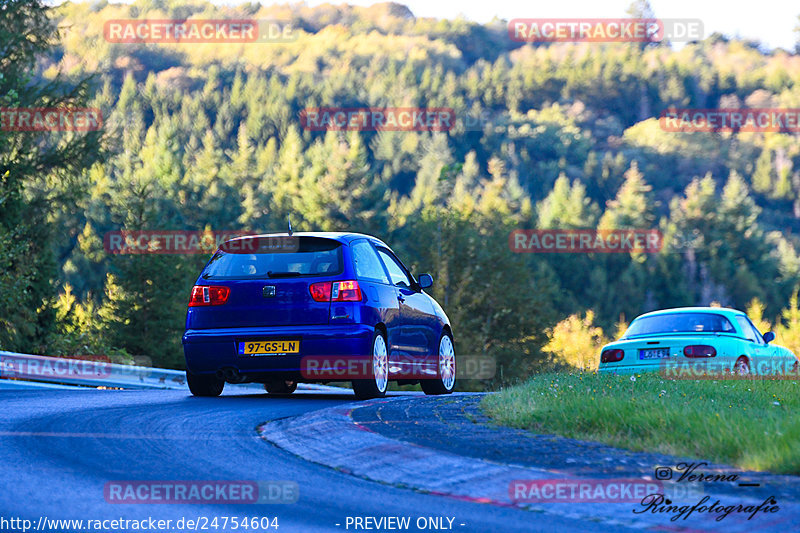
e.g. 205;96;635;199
417;273;433;289
763;331;775;344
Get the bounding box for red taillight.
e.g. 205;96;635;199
684;345;716;358
332;280;362;302
309;280;362;302
188;285;230;307
309;281;332;302
601;349;624;363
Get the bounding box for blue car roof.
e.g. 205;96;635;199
634;307;746;320
221;231;389;248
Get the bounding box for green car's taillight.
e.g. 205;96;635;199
601;349;624;363
683;345;717;357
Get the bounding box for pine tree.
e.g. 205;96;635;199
405;134;454;214
752;147;773;194
598;161;655;230
295;131;385;231
0;0;103;351
270;125;306;225
537;174;599;229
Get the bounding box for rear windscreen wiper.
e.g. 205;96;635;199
267;271;301;278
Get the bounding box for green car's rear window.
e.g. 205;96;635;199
624;313;736;337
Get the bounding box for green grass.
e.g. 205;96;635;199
481;372;800;474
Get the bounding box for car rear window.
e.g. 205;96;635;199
202;236;343;279
623;312;736;337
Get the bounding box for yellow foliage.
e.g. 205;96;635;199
745;298;772;334
775;290;800;358
542;311;608;371
613;317;628;340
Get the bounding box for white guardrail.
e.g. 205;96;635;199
0;351;344;392
0;351;263;391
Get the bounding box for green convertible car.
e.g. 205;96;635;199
597;307;799;378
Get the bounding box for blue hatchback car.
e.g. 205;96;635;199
182;232;455;399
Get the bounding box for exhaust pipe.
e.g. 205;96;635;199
219;367;246;383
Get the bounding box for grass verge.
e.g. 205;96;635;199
481;372;800;474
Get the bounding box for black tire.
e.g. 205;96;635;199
187;371;224;397
352;329;389;400
421;332;456;395
265;380;298;395
734;357;751;376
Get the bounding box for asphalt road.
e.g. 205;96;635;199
0;388;631;533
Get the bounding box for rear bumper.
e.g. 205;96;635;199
597;364;659;375
598;357;740;376
183;324;374;380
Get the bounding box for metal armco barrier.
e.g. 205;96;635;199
0;351;338;392
0;351;193;390
0;378;80;390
